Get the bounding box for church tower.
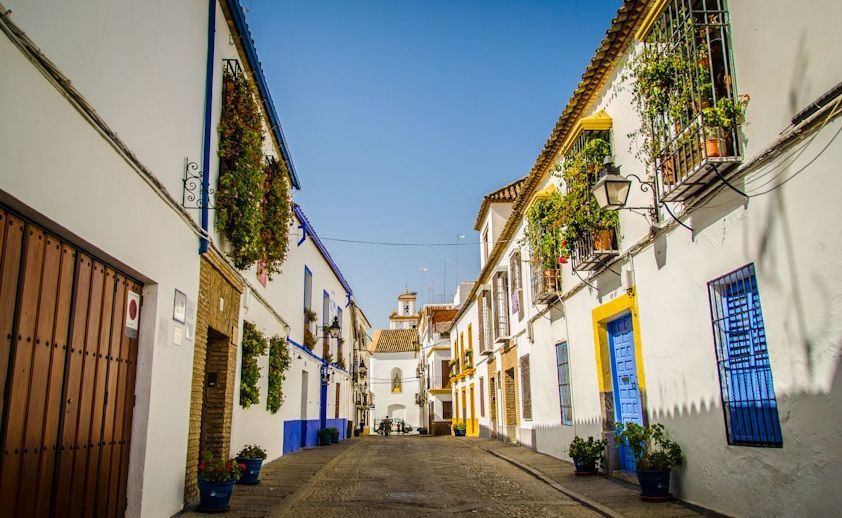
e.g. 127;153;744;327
389;291;418;329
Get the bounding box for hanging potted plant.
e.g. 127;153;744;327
615;423;683;501
197;453;244;512
568;436;606;476
235;444;267;485
524;189;565;285
702;96;748;157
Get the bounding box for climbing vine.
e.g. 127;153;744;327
240;321;268;408
266;335;292;414
260;157;291;278
556;138;618;255
217;66;266;270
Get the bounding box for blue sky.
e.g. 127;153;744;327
245;0;622;329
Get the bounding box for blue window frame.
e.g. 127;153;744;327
556;342;573;425
708;264;782;447
303;267;312;311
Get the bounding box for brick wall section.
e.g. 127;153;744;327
183;254;242;505
501;344;519;426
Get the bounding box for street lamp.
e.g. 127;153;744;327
325;316;341;339
592;157;631;210
320;362;331;384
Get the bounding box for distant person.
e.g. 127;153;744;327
383;415;392;437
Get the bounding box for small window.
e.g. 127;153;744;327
556;342;573;425
708;264;782;447
303;267;312;311
520;355;532;420
391;368;402;393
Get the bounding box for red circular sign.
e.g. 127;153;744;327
129;299;138;320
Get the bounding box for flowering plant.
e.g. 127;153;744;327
236;444;267;460
198;452;244;482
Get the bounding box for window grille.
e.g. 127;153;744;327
510;251;525;320
479;377;485;417
645;0;742;201
556;342;573;425
708;264;782;447
492;271;510;339
565;129;611;161
478;290;494;352
520;355;532;420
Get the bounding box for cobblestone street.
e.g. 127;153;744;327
275;435;600;517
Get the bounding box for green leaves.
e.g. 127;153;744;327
615;422;683;471
266;335;291;414
217;69;292;273
569;435;606;468
240;321;268;408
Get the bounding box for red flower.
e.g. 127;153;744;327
558;256;568;264
226;462;232;471
239;463;246;471
198;462;205;472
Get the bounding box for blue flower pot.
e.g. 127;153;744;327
198;477;235;512
573;459;597;475
636;469;672;500
454;428;466;436
236;457;263;485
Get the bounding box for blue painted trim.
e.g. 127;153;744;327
297;225;307;246
287;336;322;362
224;0;300;189
199;0;216;254
293;204;353;296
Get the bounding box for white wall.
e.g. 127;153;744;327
370;351;421;428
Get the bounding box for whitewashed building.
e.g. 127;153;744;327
0;1;362;516
456;1;842;516
417;305;457;435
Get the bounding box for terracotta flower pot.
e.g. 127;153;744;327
704;127;724;158
593;230;614;251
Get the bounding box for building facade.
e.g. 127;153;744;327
417;305;457;435
0;1;364;516
454;1;842;516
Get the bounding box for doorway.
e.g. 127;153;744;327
300;370;308;448
199;329;231;459
608;314;643;471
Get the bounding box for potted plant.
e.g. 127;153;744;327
328;426;340;444
197;452;244;512
524;190;565;280
235;444;266;485
702;96;748;157
417;426;428;435
568;436;606;475
615;423;683;501
303;329;316;350
318;428;333;446
452;420;467;437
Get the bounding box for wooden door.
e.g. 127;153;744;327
0;207;140;518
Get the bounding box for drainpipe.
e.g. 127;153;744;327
199;0;216;254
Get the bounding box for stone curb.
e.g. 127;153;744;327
466;439;625;518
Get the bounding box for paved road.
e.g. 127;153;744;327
274;435;601;517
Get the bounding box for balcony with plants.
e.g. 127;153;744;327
629;0;747;202
557;137;620;271
525;191;564;304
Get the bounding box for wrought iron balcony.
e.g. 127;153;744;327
658;115;741;201
571;229;619;271
530;259;562;304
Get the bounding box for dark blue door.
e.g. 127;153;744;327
608;314;643;471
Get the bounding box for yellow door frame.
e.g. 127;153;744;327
591;288;647;399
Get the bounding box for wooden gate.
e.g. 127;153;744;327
0;207;140;518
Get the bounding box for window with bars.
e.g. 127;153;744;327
643;0;742;201
492;271;510;339
708;264;782;447
520;355;532;420
510;251;525;321
556;342;573;425
478;290;493;352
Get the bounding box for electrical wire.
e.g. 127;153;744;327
290;233;480;247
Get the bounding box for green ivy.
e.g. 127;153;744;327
240;321;268;408
260;158;291;278
524;190;565;270
266;335;291;414
217;68;266;270
557;138;618;254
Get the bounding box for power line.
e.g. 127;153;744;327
291;233;480;247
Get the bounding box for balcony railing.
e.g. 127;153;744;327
571;229;619;271
530;259;562;304
427;375;450;390
658;115;741;201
